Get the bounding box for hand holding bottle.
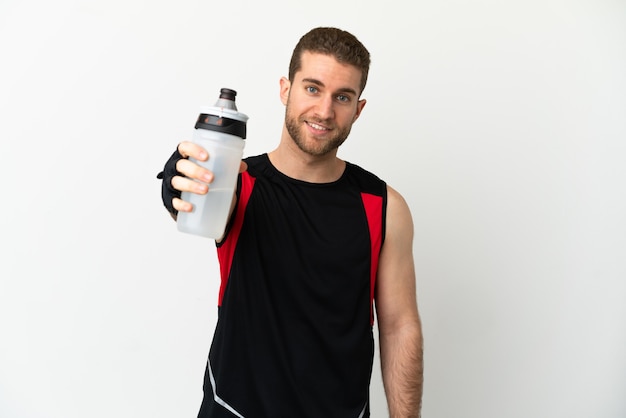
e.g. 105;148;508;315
169;141;248;214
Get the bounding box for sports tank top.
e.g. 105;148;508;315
201;153;387;418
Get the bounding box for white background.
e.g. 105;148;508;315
1;1;625;417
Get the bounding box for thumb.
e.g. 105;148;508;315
239;161;248;173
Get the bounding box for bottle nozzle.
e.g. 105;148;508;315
220;88;237;101
214;88;238;110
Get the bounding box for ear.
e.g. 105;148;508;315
353;98;367;122
279;77;291;105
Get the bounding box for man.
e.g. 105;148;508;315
158;27;423;418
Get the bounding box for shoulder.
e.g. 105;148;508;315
345;160;384;183
243;153;268;167
344;161;387;197
385;185;414;237
386;185;411;213
243;153;274;178
378;185;414;264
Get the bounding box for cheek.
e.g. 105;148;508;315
339;109;359;125
350;107;364;123
286;97;309;117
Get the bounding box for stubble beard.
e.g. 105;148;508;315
284;103;352;157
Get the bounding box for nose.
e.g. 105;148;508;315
313;94;335;120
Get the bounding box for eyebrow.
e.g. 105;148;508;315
301;78;358;97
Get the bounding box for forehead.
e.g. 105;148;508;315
296;51;362;93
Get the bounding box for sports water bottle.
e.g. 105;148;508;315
177;88;248;239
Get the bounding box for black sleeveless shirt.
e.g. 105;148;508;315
198;154;387;418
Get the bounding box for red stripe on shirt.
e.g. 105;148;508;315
216;172;256;306
360;192;383;325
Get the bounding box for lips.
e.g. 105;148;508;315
306;121;330;132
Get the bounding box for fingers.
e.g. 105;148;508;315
171;174;208;195
176;158;214;184
172;197;193;213
170;142;247;213
177;141;208;161
170;176;207;213
169;142;212;214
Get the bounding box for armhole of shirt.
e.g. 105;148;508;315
215;171;256;306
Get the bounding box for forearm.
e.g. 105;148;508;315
380;321;424;418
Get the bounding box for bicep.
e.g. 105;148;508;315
375;185;420;333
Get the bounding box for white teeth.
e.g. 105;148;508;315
308;122;328;131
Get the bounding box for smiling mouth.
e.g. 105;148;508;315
306;121;330;132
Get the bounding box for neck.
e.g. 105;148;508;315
268;129;346;183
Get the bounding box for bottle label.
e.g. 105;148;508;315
195;114;246;139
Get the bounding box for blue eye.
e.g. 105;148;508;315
337;95;350;102
307;86;319;94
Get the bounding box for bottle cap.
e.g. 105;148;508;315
195;88;248;139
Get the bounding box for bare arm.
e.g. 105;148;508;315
376;185;424;417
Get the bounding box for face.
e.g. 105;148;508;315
280;52;366;157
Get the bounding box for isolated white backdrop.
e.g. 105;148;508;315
1;1;625;417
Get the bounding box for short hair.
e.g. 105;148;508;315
288;27;371;96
